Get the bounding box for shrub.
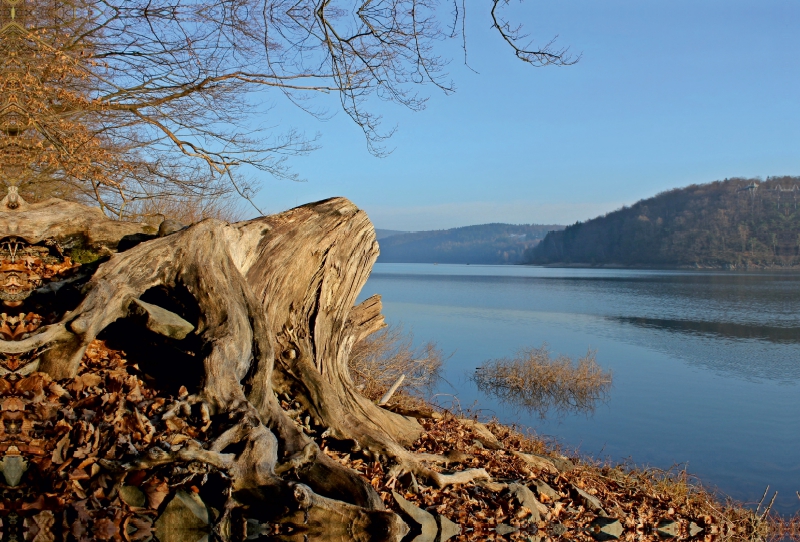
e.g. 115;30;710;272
473;344;611;418
348;325;442;403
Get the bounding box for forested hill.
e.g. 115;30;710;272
375;229;409;240
377;223;562;264
525;177;800;268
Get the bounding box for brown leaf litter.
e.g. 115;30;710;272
0;340;790;541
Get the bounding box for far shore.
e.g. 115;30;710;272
525;262;800;271
378;261;800;271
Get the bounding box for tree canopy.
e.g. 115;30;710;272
526;177;800;268
0;0;574;218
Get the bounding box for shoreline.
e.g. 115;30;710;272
525;262;800;271
376;261;800;271
363;396;795;541
30;338;795;541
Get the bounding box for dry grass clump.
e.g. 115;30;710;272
348;324;443;404
473;344;611;417
123;193;245;225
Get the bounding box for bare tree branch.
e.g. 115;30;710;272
0;0;573;212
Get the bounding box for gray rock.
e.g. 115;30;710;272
590;517;623;540
119;484;146;508
154;490;210;542
549;456;575;472
572;485;606;515
495;523;519;535
530;479;559;501
656;519;680;538
178;491;209;524
392;491;438;542
476;479;508;492
129;298;195;340
512;451;559;474
443;450;472;466
158;219;187;237
0;453;27;486
458;419;504;450
508;483;544;522
515;451;574;473
435;514;461;542
689;522;703;537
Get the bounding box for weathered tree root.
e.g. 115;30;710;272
405;464;491;490
0;195;494;539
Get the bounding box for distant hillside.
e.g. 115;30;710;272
377;223;562;264
525;176;800;268
375;229;409;240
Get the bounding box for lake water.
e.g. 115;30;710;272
358;264;800;516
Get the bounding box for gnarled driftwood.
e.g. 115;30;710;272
0;193;488;540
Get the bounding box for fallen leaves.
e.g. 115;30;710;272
0;239;81;309
324;412;777;541
0;340;230;541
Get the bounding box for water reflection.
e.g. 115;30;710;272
472;375;610;419
614;317;800;344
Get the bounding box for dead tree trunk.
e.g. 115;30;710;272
0;193;487;540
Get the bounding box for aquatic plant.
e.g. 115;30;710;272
474;345;612;418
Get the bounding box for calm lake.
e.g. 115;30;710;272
359;264;800;516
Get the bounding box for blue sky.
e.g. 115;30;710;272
250;0;799;230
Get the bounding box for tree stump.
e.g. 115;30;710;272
0;193;488;540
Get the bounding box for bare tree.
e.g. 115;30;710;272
0;0;575;215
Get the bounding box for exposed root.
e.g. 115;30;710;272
424;467;491;489
274;442;317;475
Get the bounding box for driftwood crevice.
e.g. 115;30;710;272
0;194;487;540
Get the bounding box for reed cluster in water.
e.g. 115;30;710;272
473;345;612;418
